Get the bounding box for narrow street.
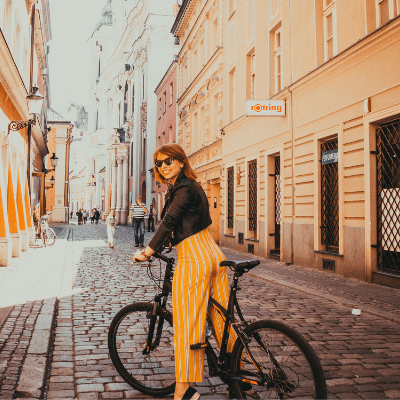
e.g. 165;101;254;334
1;222;400;399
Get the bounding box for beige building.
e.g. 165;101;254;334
218;0;400;288
173;0;224;243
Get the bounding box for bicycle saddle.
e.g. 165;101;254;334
220;259;260;273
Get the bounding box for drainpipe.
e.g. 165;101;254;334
289;0;294;264
27;4;35;193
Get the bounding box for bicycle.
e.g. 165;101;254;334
35;215;56;247
108;250;327;399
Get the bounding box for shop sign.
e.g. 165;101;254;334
321;149;338;165
246;100;286;116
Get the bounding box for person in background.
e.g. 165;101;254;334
147;205;155;232
106;209;117;248
129;196;148;247
83;210;88;224
76;209;83;225
70;211;73;219
94;208;100;224
90;209;95;224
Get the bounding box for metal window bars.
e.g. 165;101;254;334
227;167;234;229
376;119;400;274
248;160;257;232
275;156;281;250
321;138;339;250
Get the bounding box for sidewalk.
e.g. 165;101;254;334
220;247;400;324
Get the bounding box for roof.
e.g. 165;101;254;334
47;107;70;123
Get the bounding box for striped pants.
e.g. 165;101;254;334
173;229;236;382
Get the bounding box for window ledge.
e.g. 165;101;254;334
224;234;235;237
246;238;259;242
314;250;343;257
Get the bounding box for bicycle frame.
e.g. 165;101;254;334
144;253;268;387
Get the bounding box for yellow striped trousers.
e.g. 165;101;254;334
172;229;236;382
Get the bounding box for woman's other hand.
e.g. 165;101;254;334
133;250;147;263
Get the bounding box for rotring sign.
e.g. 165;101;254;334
246;100;286;116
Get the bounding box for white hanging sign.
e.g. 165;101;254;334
246;100;286;116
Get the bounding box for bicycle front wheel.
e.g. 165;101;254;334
46;228;56;246
231;320;327;399
41;230;46;247
108;302;175;397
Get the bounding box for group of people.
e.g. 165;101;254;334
72;208;100;225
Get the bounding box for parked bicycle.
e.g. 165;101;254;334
35;215;56;247
108;250;327;399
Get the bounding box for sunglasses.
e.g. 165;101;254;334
154;157;175;168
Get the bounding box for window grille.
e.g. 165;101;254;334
248;244;254;254
379;0;390;25
274;156;281;249
321;138;339;250
227;167;234;229
238;232;244;244
248;160;257;232
376;119;400;274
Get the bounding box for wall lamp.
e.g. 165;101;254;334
45;175;55;190
174;37;180;45
44;152;59;174
8;86;44;135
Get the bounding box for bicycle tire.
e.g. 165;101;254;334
108;302;175;396
46;228;56;246
231;319;327;399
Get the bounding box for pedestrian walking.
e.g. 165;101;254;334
94;208;100;224
90;209;95;224
106;209;117;248
76;209;83;225
147;205;155;232
70;211;73;219
133;143;233;400
83;210;88;224
129;196;147;247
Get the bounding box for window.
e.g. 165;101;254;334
95;110;99;131
379;0;390;25
193;50;198;77
248;160;257;233
169;82;173;105
213;93;219;138
158;98;162;119
212;18;219;51
229;69;236;122
124;83;128;123
323;0;336;61
227;167;234;229
320;138;339;252
192;112;198;153
199;106;204;148
274;29;282;93
168;126;173;143
199;39;205;68
247;51;255;99
162;131;166;145
163;92;166;113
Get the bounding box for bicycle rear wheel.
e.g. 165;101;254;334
231;320;327;399
46;228;56;246
108;302;175;397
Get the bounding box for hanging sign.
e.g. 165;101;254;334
246;100;286;116
321;149;338;165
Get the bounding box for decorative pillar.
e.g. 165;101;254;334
116;157;123;223
121;156;129;225
111;160;117;211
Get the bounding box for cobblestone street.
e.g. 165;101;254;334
1;222;400;399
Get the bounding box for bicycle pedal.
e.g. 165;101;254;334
190;342;208;350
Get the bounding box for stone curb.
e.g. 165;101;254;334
15;297;58;398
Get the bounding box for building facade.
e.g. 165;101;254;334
172;0;224;243
88;0;179;224
154;61;178;220
0;0;51;265
217;0;400;288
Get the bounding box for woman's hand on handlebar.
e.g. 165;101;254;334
133;250;147;263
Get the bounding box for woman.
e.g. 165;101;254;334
76;209;83;225
106;209;117;248
133;144;233;400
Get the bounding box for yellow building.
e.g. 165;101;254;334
220;0;400;288
172;0;224;243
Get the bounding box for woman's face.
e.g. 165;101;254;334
110;210;115;216
156;153;184;184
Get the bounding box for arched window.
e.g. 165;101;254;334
124;82;128;123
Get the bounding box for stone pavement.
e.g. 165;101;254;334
1;222;400;399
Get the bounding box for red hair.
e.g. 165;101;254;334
153;143;197;184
